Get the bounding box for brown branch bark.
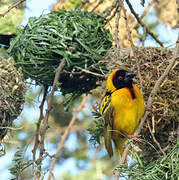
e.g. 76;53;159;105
34;59;66;178
90;0;104;13
132;0;154;29
125;0;164;47
48;94;89;180
147;119;166;155
120;1;143;91
114;33;179;179
32;86;48;161
0;0;25;17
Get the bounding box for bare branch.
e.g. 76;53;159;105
32;86;48;162
120;1;143;91
103;0;118;18
114;5;121;48
33;59;66;178
125;0;164;47
79;0;89;9
147;119;166;155
90;0;104;13
48;94;89;180
0;0;25;18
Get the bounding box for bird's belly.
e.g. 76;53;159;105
113;108;139;136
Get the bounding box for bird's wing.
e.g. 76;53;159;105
100;94;114;157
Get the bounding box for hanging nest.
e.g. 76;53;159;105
105;47;179;163
0;57;25;140
8;9;112;101
89;46;178;164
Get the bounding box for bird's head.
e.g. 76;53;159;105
107;69;136;92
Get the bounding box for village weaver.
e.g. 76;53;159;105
100;69;145;157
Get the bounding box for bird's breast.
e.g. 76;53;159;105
111;86;144;136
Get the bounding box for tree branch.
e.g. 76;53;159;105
147;119;166;155
0;0;25;18
32;86;48;161
34;59;66;178
125;0;163;47
48;94;89;180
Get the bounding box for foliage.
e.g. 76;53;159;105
9;147;33;180
88;110;104;145
118;144;179;180
8;9;112;100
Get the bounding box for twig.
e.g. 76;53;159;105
107;4;119;22
120;1;143;90
79;0;89;9
103;0;118;18
90;0;104;13
177;124;179;143
147;119;166;155
32;86;48;162
114;5;121;48
0;126;23;130
142;26;147;46
121;1;135;50
75;67;104;77
132;0;154;29
0;0;25;17
48;94;89;180
114;33;179;178
35;59;66;178
125;0;164;47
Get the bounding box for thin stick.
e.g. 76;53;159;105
120;1;143;90
79;0;89;9
0;0;25;17
39;59;66;155
114;5;121;48
114;33;179;178
32;86;48;161
147;119;166;155
36;59;66;178
48;94;89;180
132;0;154;29
90;0;104;13
125;0;163;47
103;0;118;18
75;67;104;77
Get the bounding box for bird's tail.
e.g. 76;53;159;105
104;124;113;157
113;137;127;156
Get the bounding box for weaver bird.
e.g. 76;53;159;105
100;70;145;157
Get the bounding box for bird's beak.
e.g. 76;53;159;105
124;72;136;81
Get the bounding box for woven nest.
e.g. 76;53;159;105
8;9;112;100
103;47;179;163
0;57;25;140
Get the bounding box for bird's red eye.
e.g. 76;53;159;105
118;76;123;80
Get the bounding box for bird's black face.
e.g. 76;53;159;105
112;70;136;89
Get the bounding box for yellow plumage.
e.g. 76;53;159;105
100;70;145;157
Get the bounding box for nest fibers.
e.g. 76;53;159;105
105;47;179;163
8;9;112;101
0;57;25;140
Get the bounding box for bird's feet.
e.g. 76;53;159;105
127;135;143;143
